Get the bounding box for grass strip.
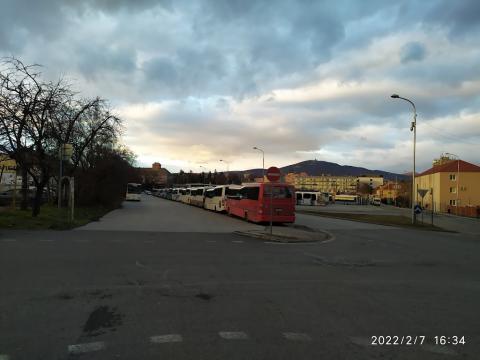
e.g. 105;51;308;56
0;205;111;230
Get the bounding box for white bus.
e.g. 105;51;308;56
180;188;192;204
296;191;323;206
190;187;206;207
204;185;229;212
171;188;181;201
126;183;142;201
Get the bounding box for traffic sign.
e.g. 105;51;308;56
417;188;428;199
266;166;281;182
414;204;422;214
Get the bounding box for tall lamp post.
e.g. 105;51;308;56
445;152;460;215
253;147;265;182
391;94;417;224
199;165;206;184
219;159;230;184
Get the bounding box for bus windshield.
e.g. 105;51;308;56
127;183;142;194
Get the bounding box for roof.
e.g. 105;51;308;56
418;160;480;176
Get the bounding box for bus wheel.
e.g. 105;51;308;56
214;206;217;211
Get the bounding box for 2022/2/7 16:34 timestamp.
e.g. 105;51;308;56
370;335;466;346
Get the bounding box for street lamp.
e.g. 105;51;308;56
199;165;206;184
391;94;417;224
253;146;265;182
445;152;460;215
219;159;230;172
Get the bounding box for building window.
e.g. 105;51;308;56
449;199;456;206
460;186;467;191
449;174;456;181
449;187;456;193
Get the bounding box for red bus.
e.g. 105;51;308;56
226;183;295;223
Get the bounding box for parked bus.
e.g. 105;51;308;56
190;187;206;207
126;183;142;201
171;188;181;201
180;188;192;204
226;183;295;223
295;191;328;206
204;185;230;212
334;194;359;204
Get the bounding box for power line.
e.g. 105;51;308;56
419;122;480;146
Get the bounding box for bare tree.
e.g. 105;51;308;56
0;57;125;216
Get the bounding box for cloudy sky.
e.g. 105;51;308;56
2;0;479;174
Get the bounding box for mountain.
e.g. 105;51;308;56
233;160;408;181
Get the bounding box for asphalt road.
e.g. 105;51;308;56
1;196;479;360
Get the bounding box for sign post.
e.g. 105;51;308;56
417;189;428;225
266;167;281;235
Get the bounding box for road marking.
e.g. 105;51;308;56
68;341;106;355
350;337;372;347
0;354;10;360
263;241;316;245
232;240;244;243
150;334;183;343
135;260;146;268
422;344;458;356
219;331;249;340
283;332;312;342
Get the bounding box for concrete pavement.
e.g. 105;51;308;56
1;197;479;359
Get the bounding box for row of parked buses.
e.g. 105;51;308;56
153;183;296;223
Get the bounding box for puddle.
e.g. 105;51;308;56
195;293;214;301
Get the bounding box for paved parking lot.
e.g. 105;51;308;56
79;194;263;233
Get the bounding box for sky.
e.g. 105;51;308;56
1;0;479;174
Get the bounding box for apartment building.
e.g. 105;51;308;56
415;158;480;214
285;173;357;194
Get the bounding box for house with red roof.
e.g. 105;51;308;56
415;157;480;215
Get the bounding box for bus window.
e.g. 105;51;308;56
296;193;302;201
241;186;259;200
264;186;292;199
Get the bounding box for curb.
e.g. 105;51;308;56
233;227;331;243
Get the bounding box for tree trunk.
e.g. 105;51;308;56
32;181;46;217
20;166;29;210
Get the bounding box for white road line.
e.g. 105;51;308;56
283;332;312;342
219;331;249;340
0;354;10;360
150;334;183;343
422;344;458;356
232;240;244;243
67;341;106;355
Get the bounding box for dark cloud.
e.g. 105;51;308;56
400;42;426;63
